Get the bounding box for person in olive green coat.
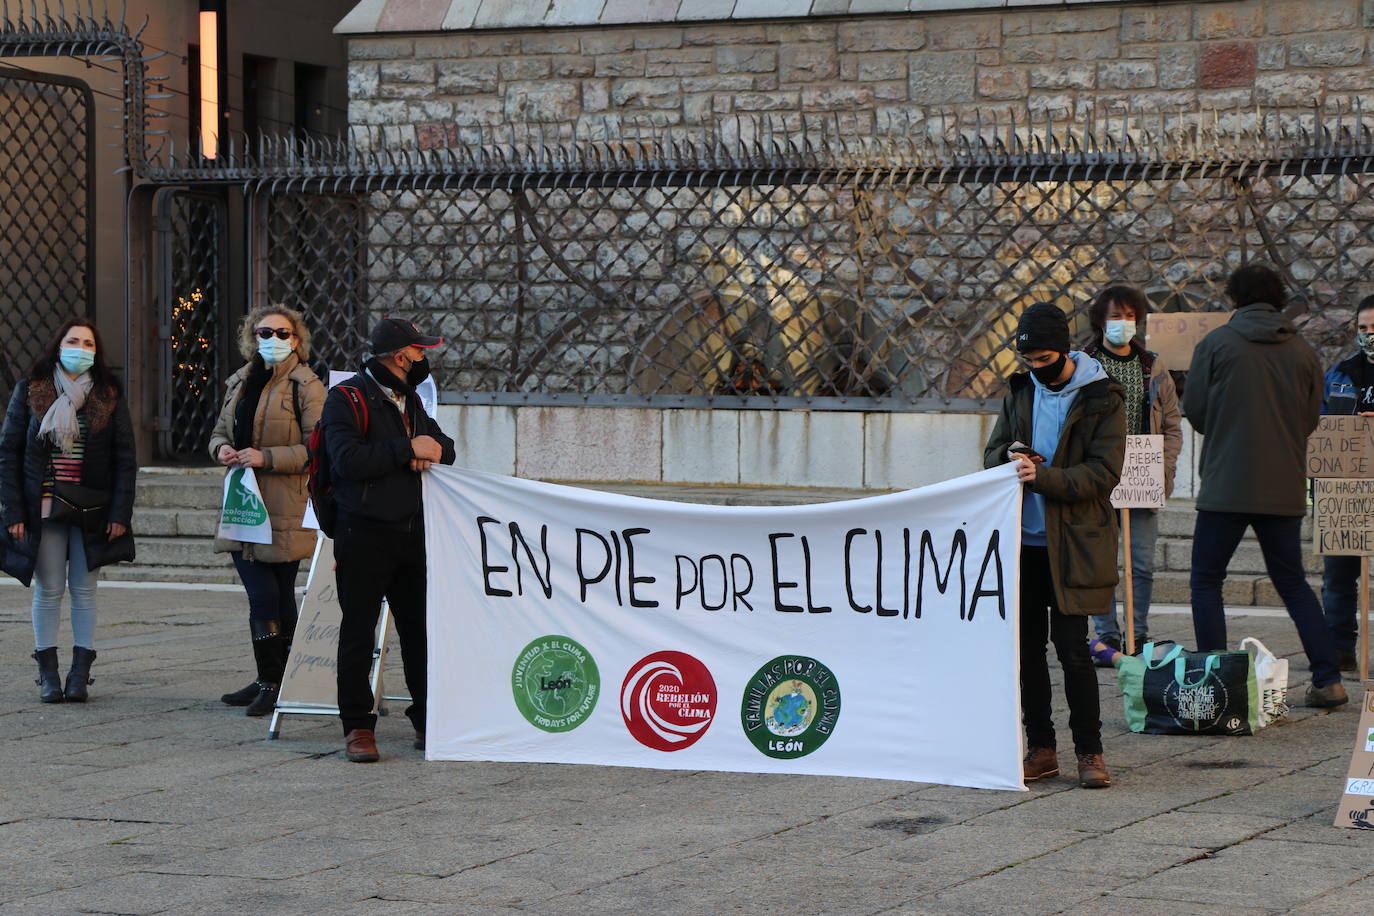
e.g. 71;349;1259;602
983;302;1126;789
207;304;325;716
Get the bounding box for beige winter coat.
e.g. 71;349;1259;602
207;354;325;562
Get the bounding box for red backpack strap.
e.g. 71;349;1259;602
338;384;369;436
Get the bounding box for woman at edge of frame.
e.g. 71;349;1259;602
0;317;138;703
208;304;325;717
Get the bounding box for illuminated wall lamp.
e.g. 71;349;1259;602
198;0;225;159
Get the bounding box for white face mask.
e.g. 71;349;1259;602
1104;319;1136;347
257;336;294;365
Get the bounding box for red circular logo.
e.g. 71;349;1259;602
620;651;718;752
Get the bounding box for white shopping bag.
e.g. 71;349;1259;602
218;466;273;544
1240;636;1289;728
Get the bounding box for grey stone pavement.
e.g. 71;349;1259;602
1;581;1372;915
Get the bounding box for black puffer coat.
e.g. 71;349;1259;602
0;376;138;585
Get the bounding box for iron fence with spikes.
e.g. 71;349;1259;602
7;2;1374;423
188;109;1374;414
0;0;153;173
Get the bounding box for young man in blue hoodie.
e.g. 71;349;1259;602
984;302;1126;789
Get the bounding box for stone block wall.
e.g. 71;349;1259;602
346;0;1374;144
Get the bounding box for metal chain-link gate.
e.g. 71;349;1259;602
0;70;94;398
156;189;228;460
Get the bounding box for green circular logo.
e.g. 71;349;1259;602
511;635;600;733
740;655;841;759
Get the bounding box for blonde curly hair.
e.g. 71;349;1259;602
238;303;312;363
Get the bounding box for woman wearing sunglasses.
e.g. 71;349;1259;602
0;318;137;703
207;305;325;716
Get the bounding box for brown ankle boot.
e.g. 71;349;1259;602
1077;753;1111;788
1023;746;1059;780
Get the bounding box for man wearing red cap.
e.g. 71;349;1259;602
322;317;456;762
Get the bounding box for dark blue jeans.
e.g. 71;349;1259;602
231;552;301;631
1189;511;1339;688
1321;554;1361;653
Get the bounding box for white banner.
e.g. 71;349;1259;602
425;464;1024;790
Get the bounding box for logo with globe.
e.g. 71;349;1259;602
740;655;841;759
511;635;600;733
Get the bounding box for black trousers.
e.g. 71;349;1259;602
334;511;428;735
1020;546;1102;756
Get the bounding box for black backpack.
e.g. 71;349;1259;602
305;385;367;538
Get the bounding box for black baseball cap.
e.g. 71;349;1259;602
369;317;442;353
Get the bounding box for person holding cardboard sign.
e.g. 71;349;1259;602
984;302;1126;789
1184;264;1347;708
1318;293;1374;672
1082;286;1182;658
208;305;326;717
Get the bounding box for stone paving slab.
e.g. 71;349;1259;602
2;585;1374;913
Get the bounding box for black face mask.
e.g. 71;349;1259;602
1030;353;1067;386
405;356;430;388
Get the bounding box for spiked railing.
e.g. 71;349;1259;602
0;0;160;174
124;103;1374;192
9;3;1374;433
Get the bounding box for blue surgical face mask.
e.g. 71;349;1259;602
257;337;294;365
59;347;95;375
1104;319;1136;347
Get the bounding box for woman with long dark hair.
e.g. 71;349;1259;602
208;304;325;716
0;318;137;702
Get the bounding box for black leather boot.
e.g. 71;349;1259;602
245;619;285;717
33;647;63;703
64;646;96;702
220;681;260;706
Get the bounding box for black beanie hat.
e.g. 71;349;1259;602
1016;302;1071;354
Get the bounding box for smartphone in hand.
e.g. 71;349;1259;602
1009;445;1045;464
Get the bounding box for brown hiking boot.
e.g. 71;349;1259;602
1303;681;1349;708
1076;753;1111;788
1023;746;1059;781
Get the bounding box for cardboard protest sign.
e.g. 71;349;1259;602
1144;312;1230;369
1312;479;1374;556
1307;416;1374;478
1111;434;1165;509
277;536;342;710
1334;685;1374;830
217;466;272;544
424;463;1025;790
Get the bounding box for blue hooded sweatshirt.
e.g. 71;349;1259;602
1022;351;1110;546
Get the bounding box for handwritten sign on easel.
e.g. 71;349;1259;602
1144;312;1230;369
1307;416;1374;478
277;535;344;711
